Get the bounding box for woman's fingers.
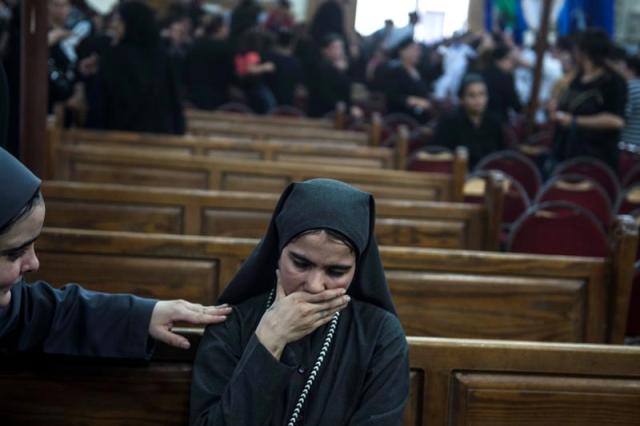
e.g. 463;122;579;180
303;288;347;303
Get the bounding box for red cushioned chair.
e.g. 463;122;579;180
217;102;253;114
626;262;640;337
535;174;612;229
553;156;621;204
465;171;530;232
407;146;454;174
507;201;609;257
622;162;640;188
615;185;640;214
475;150;543;200
268;105;305;117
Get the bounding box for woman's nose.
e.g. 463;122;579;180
305;270;325;293
20;247;40;274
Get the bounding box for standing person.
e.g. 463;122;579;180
190;179;409;425
384;38;431;123
0;147;232;355
185;14;233;110
264;28;303;107
306;34;351;117
552;29;627;170
481;45;522;123
95;1;185;134
309;0;347;48
432;74;504;168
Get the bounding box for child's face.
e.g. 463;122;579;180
0;204;45;307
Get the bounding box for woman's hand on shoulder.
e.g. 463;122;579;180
255;271;350;360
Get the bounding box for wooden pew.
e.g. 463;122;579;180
185;115;367;145
30;222;637;343
186;108;336;130
41;181;501;250
2;333;638;426
50;126;397;169
51;144;465;202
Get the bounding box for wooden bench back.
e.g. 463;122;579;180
2;333;638;426
186;108;337;130
51;144;464;201
51;127;397;169
41;181;501;250
30;225;637;343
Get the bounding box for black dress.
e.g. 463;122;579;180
307;59;351;117
482;64;522;122
190;294;408;425
0;281;155;358
185;38;234;110
95;43;185;134
553;70;627;170
264;51;303;106
384;62;431;122
432;107;505;168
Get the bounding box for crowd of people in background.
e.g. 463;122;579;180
1;0;640;173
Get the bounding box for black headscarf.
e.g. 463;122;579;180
218;178;396;315
119;1;160;48
0;147;41;229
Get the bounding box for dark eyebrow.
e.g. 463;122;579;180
289;251;353;270
0;235;39;256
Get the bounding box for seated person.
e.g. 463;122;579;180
0;147;231;356
432;74;504;169
190;179;409;425
384;37;431;123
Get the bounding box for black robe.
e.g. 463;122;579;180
189;179;408;426
185;38;234;110
432;107;505;169
190;293;408;425
0;281;156;358
384;62;431;123
307;59;351;117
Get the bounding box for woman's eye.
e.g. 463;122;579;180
293;259;309;269
327;269;347;278
5;248;26;262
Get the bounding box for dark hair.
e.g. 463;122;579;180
119;1;160;47
555;35;574;52
491;45;511;62
289;228;356;255
320;33;343;49
0;190;43;235
576;28;612;68
203;14;225;37
608;44;627;62
458;73;486;98
276;27;294;48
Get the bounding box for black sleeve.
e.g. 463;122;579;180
190;309;296;425
348;313;409;426
431;114;455;149
602;73;627;118
0;281;156;358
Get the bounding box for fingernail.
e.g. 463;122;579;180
345;295;351;302
181;341;190;349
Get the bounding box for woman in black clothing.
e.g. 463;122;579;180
384;38;431;123
552;29;627;170
307;33;352;117
94;1;185;134
185;14;233;110
432;74;504;168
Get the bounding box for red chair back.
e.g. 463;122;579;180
553;156;620;204
475;150;542;200
407;146;453;174
623;162;640;189
615;185;640;214
627;262;640;337
507;202;609;257
536;175;612;229
465;171;530;227
383;113;420;132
